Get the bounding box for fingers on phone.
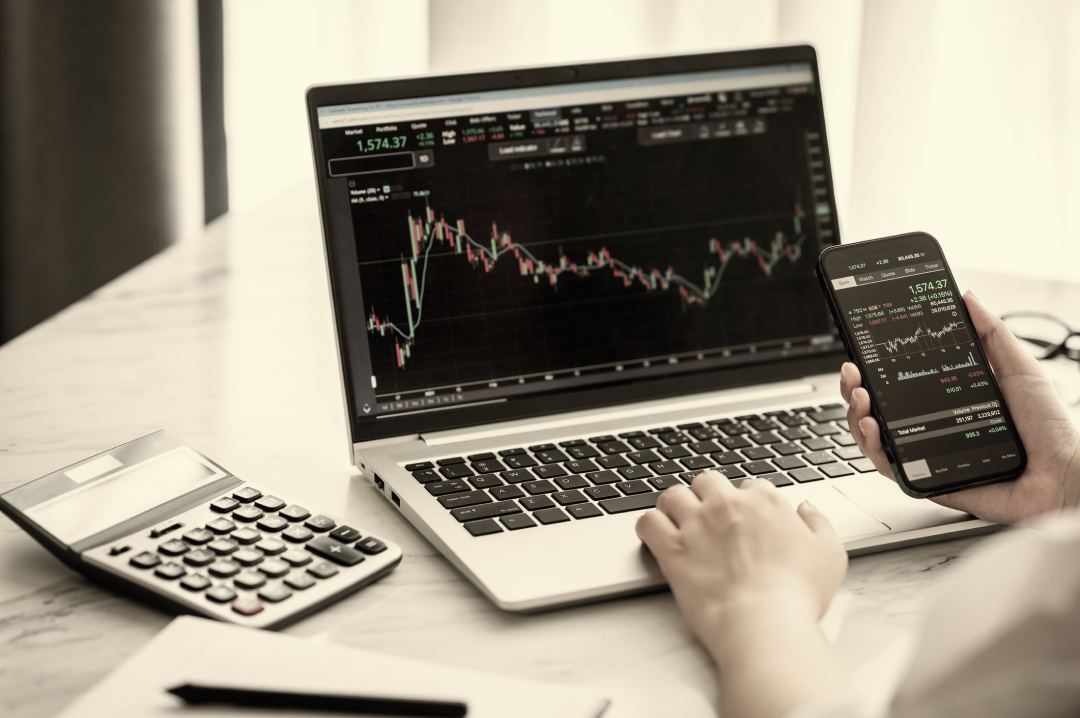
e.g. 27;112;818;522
963;291;1041;378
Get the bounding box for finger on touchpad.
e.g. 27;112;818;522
782;486;890;540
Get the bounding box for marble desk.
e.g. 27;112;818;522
2;185;1079;717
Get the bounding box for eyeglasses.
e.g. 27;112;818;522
1001;312;1080;404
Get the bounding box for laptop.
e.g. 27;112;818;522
305;45;996;612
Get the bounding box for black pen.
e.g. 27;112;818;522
168;683;467;717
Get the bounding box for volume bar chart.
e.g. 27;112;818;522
942;352;978;371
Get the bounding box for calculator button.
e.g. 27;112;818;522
256;515;288;532
279;505;311;522
282;525;314;543
154;562;186;580
231;596;264;616
207;518;236;534
306;536;365;567
206;585;237;603
208;538;239;555
183;548;216;567
307;561;339;579
210;497;240;513
182;528;214;545
149;521;183;539
158;539;189;556
254;495;286;512
233;487;263;503
303;515;336;533
328;525;362;543
355;537;387;555
234;571;266;591
180;573;211;591
258;584;292;603
281;549;312;567
233;505;263;522
231;528;261;545
129;552;161;569
256;538;287;555
208;560;240;578
284;573;316;590
259;559;291;578
233;548;264;566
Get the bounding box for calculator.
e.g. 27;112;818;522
0;431;402;629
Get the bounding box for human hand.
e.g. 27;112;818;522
841;291;1080;525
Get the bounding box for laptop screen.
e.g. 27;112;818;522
309;49;842;440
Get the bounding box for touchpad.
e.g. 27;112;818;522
781;486;890;540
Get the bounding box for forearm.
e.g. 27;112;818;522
706;593;851;718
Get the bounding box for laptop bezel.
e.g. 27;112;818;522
305;44;845;446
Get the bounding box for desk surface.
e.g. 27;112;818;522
3;186;1079;717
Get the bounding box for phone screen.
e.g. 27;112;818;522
818;233;1024;495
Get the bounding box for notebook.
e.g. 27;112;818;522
304;45;996;612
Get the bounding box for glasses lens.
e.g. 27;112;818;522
1002;315;1071;359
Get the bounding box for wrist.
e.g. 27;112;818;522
703;586;823;665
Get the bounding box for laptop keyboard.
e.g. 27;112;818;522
403;404;877;536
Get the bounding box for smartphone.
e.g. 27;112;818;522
816;232;1026;498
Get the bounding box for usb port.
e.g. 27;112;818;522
373;473;385;491
391;491;401;507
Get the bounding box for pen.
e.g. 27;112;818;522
167;683;467;717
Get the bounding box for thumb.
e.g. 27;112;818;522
798;500;838;539
963;291;1042;381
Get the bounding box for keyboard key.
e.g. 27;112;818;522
208;538;239;554
154;562;186;580
617;466;653;480
256;515;289;532
254;495;286;512
833;432;858;447
231;596;264;616
567;504;603;519
469;473;504;489
498;447;525;456
232;528;261;544
404;461;433;471
688;427;720;441
776;414;810;427
807;407;847;423
521;480;557;495
658;432;689;445
790;468;824;483
619;431;645;438
553;490;588;506
851;457;877;473
711;451;745;465
233;487;263;503
436;456;465;466
158;539;189;556
233;548;264;566
648;426;675;434
521;495;556;511
282;525;314;543
471;459;506;474
307;562;340;579
833;446;864;461
802;438;835;452
758;473;794;487
450;500;522;523
559;439;585;447
718;424;751;437
596;455;630;469
183;548;216;567
821;463;855;478
529;443;556;451
258;584;293;603
658;445;692;460
148;520;182;536
412;469;441;483
344;538;386;563
279;504;311;521
716;465;747;479
720;436;753;450
500;514;537;530
534;508;570;525
490;485;526;500
206;585;236;603
742;446;776;460
680;455;714;470
648;461;683;475
468;452;496;461
234;571;266;590
208;560;240;578
627;435;660;450
440;464;475;479
233;505;263;522
589;435;617;443
464;519;503;536
304;515;336;532
426;479;471;496
774;455;807;470
735;414;760;422
679;472;702;484
504;454;538;469
500;469;534;484
810;423;841;437
748;418;778;432
210;497;240;513
599;492;660;514
780;428;812;441
534;449;569;464
533;465;568;480
183;528;214;545
439;490;494;509
649;476;682;491
743;461;776;475
285;573;316;590
307;536;366;566
207;518;236;534
585;470;622;485
565;459;599;474
616;479;652;495
628;450;661;464
584;485;620;501
281;549;312;566
256;538;287;556
180;573;211;591
803;451;837;466
554;474;589;490
566;445;600;459
773;442;805;456
598;440;631;454
749;432;782;445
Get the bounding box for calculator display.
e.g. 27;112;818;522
26;448;224;544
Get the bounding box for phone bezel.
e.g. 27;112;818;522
816;232;1027;499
